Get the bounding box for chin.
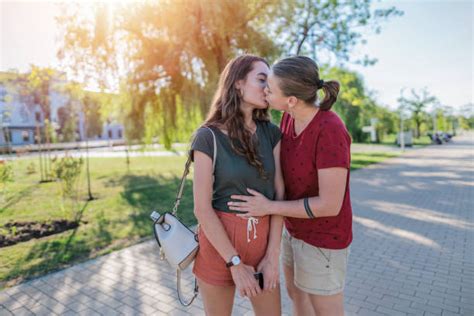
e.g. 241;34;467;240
254;102;269;110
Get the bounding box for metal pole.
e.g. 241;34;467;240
400;115;405;152
84;112;94;201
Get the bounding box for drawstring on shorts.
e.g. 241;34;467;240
246;217;259;243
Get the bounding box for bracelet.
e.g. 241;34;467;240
303;197;315;219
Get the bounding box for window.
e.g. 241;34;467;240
35;112;41;123
0;89;6;102
108;130;113;139
22;131;30;142
118;129;122;138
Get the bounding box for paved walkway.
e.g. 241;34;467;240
1;135;473;315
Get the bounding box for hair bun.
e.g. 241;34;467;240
317;79;325;89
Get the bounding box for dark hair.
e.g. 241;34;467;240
204;54;269;179
272;56;340;111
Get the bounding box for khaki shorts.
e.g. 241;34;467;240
281;228;350;296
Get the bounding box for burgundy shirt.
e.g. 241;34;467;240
280;110;353;249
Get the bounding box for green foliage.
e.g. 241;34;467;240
0;162;14;184
321;67;368;142
270;109;283;126
398;88;437;138
57;1;282;146
52;156;83;198
271;0;403;63
26;162;36;175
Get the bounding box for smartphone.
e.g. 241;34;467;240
254;272;264;290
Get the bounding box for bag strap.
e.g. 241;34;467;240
172;126;216;306
172;126;216;216
176;269;199;306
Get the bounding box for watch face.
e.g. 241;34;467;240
231;256;241;265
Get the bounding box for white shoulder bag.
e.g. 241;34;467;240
150;127;216;306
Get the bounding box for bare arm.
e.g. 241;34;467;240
256;141;284;291
193;150;237;261
229;167;348;219
266;141;284;255
271;167;348;218
194;150;261;297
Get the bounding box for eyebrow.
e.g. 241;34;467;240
257;72;268;77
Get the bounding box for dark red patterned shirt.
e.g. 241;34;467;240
280;110;353;249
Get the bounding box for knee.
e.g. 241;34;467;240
286;283;306;302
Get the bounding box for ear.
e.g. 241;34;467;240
235;79;244;90
287;96;298;108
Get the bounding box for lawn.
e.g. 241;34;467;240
378;134;432;146
0;151;398;289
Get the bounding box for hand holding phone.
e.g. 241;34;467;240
254;272;264;290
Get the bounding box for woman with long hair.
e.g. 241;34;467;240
228;56;352;316
191;54;284;315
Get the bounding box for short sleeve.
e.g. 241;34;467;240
267;122;282;148
190;127;214;162
316;119;351;169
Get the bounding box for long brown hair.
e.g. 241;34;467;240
204;54;270;179
272;56;339;111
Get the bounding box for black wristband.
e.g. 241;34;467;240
303;197;315;219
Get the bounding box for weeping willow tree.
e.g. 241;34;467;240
56;0;281;148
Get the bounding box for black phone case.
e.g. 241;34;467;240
254;272;264;289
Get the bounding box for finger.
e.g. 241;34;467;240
250;285;258;297
230;195;251;202
245;287;252;298
263;281;269;291
246;188;263;196
228;206;248;212
227;201;247;207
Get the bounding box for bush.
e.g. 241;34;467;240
52;156;83;198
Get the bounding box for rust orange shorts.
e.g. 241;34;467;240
193;211;270;286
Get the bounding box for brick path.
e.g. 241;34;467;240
1;134;473;315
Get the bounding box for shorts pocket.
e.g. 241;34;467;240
302;242;332;266
293;242;342;293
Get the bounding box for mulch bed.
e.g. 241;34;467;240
0;220;81;248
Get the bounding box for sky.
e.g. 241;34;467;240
1;0;473;111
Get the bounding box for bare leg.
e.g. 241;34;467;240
249;285;281;316
283;263;315;316
197;278;236;316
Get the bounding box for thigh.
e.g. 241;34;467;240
249;286;281;316
283;263;315;316
197;277;236;316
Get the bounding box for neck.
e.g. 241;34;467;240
240;102;256;130
292;104;318;125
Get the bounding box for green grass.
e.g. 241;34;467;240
351;152;399;170
0;151;398;289
379;134;432;146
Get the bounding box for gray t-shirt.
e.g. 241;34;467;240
191;120;282;213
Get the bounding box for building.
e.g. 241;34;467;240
0;71;124;148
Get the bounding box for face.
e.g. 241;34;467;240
264;72;290;111
236;61;270;110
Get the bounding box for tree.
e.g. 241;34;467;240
56;1;280;148
398;88;437;138
271;0;402;64
19;66;63;182
322;66;368;142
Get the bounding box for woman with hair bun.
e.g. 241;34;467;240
229;56;352;316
